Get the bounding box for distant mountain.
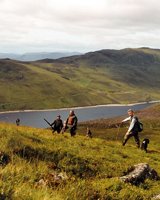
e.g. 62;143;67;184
1;47;160;111
0;52;82;61
39;47;160;87
0;53;20;60
42;47;160;66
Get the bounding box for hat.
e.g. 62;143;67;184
57;115;61;117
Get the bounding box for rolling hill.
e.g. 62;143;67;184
0;103;160;199
1;47;160;111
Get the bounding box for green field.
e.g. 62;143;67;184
1;48;160;111
0;104;160;199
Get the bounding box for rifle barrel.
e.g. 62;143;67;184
44;118;52;127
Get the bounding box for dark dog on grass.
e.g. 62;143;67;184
141;138;150;153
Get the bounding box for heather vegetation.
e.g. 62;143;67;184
0;104;160;199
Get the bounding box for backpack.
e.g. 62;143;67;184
135;117;143;132
137;121;143;132
133;117;143;132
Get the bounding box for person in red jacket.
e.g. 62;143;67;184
65;110;78;136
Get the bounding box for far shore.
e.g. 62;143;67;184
0;100;160;115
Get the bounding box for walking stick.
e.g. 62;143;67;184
116;123;121;141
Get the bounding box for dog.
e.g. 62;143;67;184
141;138;150;153
86;127;93;138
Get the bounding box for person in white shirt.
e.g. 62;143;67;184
122;109;140;148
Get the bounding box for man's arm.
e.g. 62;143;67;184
51;120;55;126
65;118;69;126
60;120;63;128
122;116;131;123
128;117;137;133
73;116;78;127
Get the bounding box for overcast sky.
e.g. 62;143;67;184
0;0;160;53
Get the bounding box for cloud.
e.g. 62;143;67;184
0;0;160;53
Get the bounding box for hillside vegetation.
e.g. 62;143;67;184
1;47;160;111
0;104;160;199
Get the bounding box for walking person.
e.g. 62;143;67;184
65;110;78;136
51;115;63;134
121;109;140;148
16;118;20;126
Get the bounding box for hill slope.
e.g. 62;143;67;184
0;104;160;199
1;47;160;111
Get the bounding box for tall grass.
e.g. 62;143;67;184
0;120;160;199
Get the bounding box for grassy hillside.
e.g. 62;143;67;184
1;47;160;111
0;104;160;199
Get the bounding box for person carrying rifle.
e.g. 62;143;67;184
51;115;63;134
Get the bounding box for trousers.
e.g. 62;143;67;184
123;131;140;147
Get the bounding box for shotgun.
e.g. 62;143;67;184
44;118;54;130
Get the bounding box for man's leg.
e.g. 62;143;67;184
57;128;61;134
134;133;140;148
70;127;76;137
122;132;133;146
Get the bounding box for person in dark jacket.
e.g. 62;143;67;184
121;109;140;148
51;115;63;134
65;110;78;136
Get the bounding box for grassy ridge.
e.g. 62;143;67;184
0;105;160;199
1;47;160;111
0;61;139;110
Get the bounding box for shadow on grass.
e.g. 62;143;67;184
22;135;44;144
13;146;99;178
147;149;160;154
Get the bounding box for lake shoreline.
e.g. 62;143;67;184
0;100;160;114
